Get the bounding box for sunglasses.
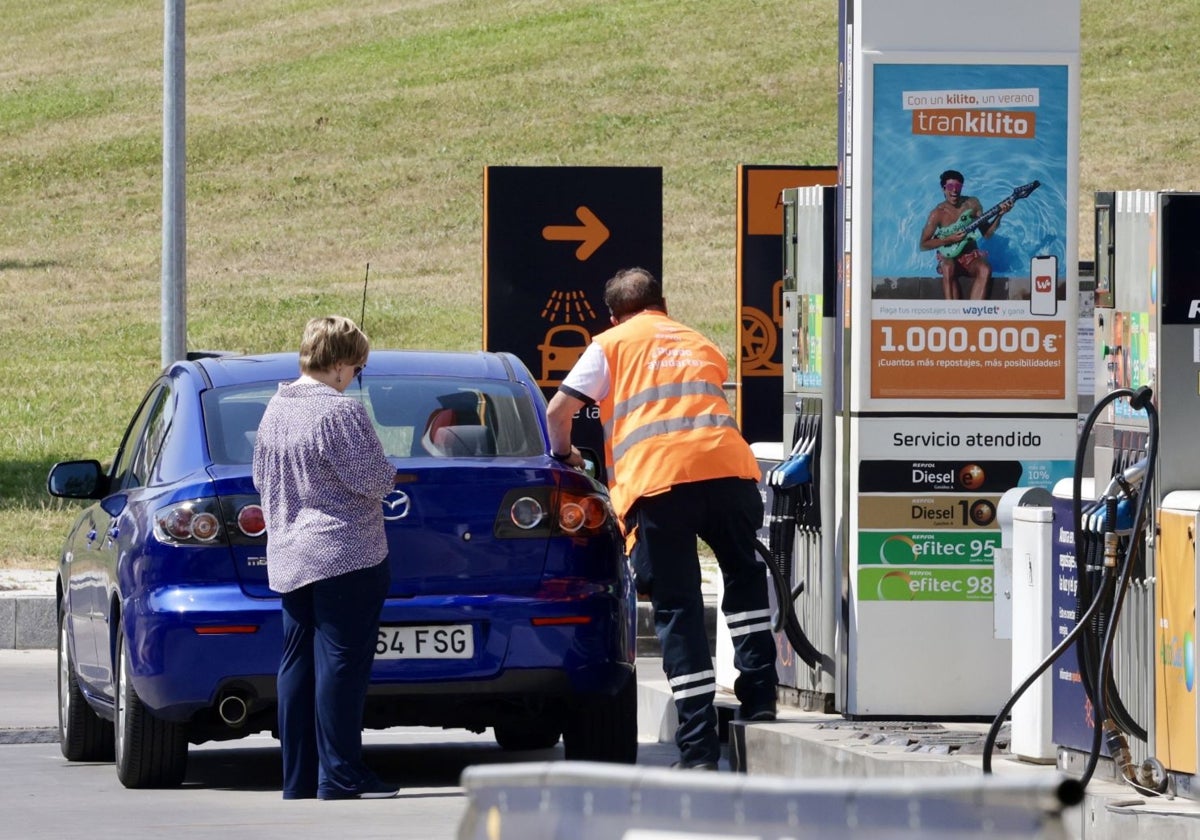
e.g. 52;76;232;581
353;364;365;376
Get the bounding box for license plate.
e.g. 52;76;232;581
375;624;474;660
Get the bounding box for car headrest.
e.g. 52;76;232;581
433;425;495;457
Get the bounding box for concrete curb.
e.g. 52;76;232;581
0;595;55;650
458;761;1080;839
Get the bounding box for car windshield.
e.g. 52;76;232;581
202;376;545;464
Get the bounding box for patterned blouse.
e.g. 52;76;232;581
251;380;397;594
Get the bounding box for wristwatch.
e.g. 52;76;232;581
551;450;573;462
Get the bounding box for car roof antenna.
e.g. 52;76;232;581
359;262;370;332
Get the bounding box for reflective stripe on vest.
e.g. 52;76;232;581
611;411;741;463
604;379;727;434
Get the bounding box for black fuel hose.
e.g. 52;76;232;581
983;385;1158;790
754;535;831;672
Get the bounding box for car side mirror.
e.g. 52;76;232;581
46;460;109;500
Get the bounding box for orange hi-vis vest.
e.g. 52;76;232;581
593;310;760;521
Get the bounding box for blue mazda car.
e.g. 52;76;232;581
48;350;637;788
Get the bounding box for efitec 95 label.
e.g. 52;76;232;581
858;531;1000;566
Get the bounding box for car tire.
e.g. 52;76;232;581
562;667;638;764
58;605;114;762
493;720;562;752
113;618;188;788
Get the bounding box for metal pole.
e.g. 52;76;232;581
161;0;187;367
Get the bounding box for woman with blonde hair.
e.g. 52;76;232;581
253;315;399;800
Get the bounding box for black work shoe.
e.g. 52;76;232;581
670;759;719;771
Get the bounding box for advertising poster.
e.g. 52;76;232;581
870;63;1069;400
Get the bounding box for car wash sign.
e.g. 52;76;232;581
483;166;662;387
483;167;663;461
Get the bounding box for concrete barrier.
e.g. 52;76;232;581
457;760;1081;839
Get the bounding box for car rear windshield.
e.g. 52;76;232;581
202;376;545;464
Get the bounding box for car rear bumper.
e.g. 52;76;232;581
123;584;284;718
124;584;635;720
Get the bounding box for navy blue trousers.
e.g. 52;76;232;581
278;561;389;799
627;477;777;765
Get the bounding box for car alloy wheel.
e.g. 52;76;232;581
57;604;113;762
113;618;188;788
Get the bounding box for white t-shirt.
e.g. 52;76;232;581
560;341;611;403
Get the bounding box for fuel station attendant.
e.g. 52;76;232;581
546;267;778;770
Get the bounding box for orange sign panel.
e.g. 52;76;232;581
745;168;837;236
870;319;1066;399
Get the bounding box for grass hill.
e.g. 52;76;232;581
1;0;1196;567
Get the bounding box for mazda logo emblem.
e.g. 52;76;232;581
383;490;411;520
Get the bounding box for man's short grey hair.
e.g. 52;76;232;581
604;268;665;319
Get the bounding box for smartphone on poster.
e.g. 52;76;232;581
1030;255;1058;316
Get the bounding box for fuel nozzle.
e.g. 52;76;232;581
1102;496;1120;569
1101;457;1148;500
1102;719;1138;784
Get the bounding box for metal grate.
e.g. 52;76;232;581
815;720;1010;755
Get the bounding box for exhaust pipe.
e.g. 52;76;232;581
217;691;250;728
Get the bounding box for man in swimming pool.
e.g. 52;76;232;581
919;170;1012;300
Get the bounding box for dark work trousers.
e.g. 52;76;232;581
627;477;777;765
278;560;389;799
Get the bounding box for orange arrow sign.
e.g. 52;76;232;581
541;206;610;261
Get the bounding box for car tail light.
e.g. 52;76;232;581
556;492;608;534
154;500;226;545
154;495;269;546
509;496;546;530
495;487;613;539
189;512;221;542
236;504;267;537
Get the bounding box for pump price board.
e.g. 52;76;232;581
855;447;1072;605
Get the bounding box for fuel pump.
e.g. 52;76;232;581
763;184;839;711
985;385;1166;794
997;191;1200;798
